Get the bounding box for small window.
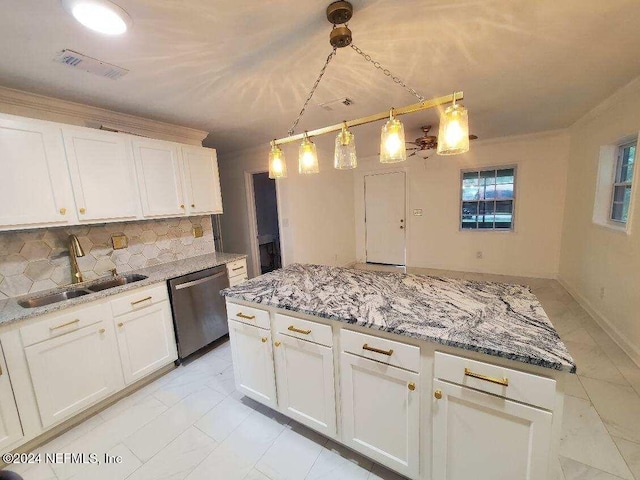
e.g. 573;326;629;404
611;142;635;223
461;167;515;230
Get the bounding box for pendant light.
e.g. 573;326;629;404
380;109;406;163
298;133;319;174
437;95;470;155
334;122;357;169
268;142;287;179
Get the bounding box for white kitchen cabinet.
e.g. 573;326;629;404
24;319;121;429
181;145;223;214
0;115;75;230
228;319;277;408
132;138;186;217
273;332;336;437
114;301;178;385
0;342;23;451
432;379;553;480
62;127;140;222
340;351;420;478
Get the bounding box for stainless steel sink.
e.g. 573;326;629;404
87;274;148;292
18;289;91;308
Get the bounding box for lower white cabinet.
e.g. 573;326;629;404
114;301;177;385
0;342;23;450
340;351;420;478
432;379;553;480
273;332;336;437
24;319;121;429
228;319;277;408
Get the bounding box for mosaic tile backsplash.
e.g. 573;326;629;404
0;216;215;298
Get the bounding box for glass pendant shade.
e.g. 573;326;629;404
380;115;406;163
298;135;319;174
334;126;357;169
437;103;470;155
268;143;287;179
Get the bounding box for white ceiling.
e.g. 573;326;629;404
1;0;639;155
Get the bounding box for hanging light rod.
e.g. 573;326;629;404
273;91;464;146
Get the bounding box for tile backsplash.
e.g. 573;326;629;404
0;216;215;298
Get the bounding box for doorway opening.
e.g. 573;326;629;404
364;171;406;266
247;172;282;275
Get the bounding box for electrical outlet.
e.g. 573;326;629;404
192;226;203;238
413;209;423;216
111;234;128;250
476;251;483;259
600;287;605;300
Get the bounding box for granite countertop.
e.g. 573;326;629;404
0;252;246;327
222;263;576;373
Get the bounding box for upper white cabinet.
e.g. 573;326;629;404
62;127;140;222
0;115;75;230
0;342;23;451
181;145;223;215
132;138;186;218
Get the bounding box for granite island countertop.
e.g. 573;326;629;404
0;252;246;327
222;263;576;373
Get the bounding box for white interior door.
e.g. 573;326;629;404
365;171;406;265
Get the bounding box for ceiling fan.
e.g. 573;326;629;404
406;125;478;158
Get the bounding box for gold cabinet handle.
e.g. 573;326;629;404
434;389;442;400
50;318;80;331
79;208;86;214
131;296;152;306
274;341;281;347
59;207;67;215
237;312;255;320
408;382;416;391
261;337;267;343
464;368;509;387
288;325;311;335
117;322;124;327
362;343;393;356
98;328;105;334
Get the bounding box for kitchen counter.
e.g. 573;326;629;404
221;263;576;373
0;252;246;327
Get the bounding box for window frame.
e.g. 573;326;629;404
609;141;635;224
459;165;517;232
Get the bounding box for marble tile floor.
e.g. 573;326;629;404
6;266;640;480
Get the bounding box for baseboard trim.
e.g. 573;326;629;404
558;277;640;368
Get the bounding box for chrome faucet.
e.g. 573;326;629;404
68;234;85;284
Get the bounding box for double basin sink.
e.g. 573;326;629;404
18;274;148;309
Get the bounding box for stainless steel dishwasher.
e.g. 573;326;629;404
168;265;229;361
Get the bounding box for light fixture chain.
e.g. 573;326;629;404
350;44;425;102
287;47;338;136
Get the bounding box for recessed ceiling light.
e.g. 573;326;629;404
61;0;132;35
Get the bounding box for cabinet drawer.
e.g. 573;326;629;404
226;259;247;278
226;302;270;329
229;274;248;287
434;352;556;410
341;329;420;373
274;314;332;347
110;283;169;317
20;302;109;347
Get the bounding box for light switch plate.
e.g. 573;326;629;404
413;209;423;216
111;234;128;250
192;226;203;238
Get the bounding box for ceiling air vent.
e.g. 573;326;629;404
318;97;354;111
53;49;129;80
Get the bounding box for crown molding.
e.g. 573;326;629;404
572;75;640;130
0;85;209;146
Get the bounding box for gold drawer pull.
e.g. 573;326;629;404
464;368;509;387
362;343;393;356
131;296;152;306
288;325;311;335
236;312;255;320
50;318;80;331
231;266;244;271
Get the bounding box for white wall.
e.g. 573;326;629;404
559;78;640;365
355;131;570;278
217;136;356;278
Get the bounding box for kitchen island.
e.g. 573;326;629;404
222;264;575;480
